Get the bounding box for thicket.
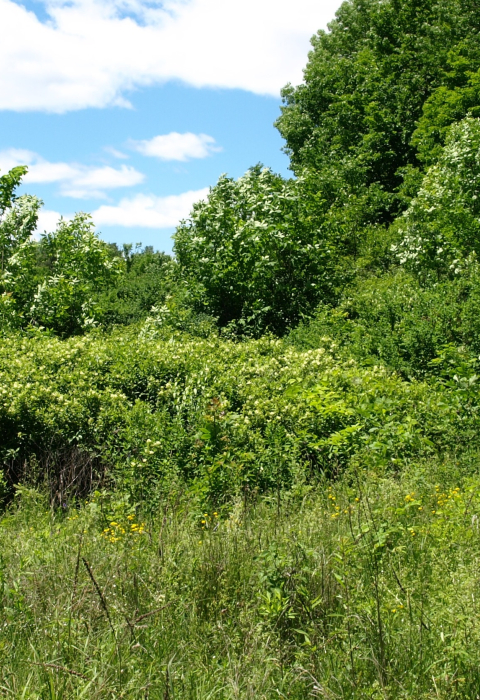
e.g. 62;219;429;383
2;0;480;696
2;329;478;508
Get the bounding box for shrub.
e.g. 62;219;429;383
0;330;475;507
393;117;480;279
174;166;341;336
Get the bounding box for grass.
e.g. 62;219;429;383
1;455;480;699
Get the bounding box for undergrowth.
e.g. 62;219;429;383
1;328;477;509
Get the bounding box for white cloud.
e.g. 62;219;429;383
104;146;129;159
93;187;209;228
0;0;342;112
0;148;145;198
35;208;64;236
132;132;221;161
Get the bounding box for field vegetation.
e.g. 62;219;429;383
2;0;480;696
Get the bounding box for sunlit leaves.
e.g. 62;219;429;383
174;166;340;336
393;117;480;279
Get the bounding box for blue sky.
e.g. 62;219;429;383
0;0;342;253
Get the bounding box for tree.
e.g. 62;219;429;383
275;0;480;224
174;166;343;335
0;166;34;271
0;166;28;217
3;213;124;335
412;43;480;167
0;167;43;329
32;214;124;335
95;245;175;327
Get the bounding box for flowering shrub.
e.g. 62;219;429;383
174;166;341;336
0;328;474;507
393;117;480;279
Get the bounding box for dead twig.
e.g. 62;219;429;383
82;558;116;638
130;601;173;626
30;661;88;680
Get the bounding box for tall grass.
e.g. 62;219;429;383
1;454;480;699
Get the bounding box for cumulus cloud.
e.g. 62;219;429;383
132;132;221;161
93;188;209;228
0;148;145;198
0;0;341;112
35;208;64;236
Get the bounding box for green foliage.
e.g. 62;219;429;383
39;213;121;284
95;244;175;327
290;269;480;380
0;165;28;218
393;117;480;279
412;42;480;166
2;213;124;336
2;458;480;698
0;165;169;336
0;193;42;272
276;0;480;221
141;293;218;340
0;167;42;331
0;330;477;509
174;165;342;336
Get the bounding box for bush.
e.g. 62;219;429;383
393;117;480;280
0;329;476;508
290;269;480;378
174;166;342;336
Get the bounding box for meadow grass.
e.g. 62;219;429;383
1;455;480;699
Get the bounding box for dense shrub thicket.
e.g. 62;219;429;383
2;329;477;508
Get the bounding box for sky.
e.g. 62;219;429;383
0;0;343;253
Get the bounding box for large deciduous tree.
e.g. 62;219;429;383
275;0;480;224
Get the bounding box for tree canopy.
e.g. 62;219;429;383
276;0;480;221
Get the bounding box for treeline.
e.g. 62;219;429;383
2;1;480;345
